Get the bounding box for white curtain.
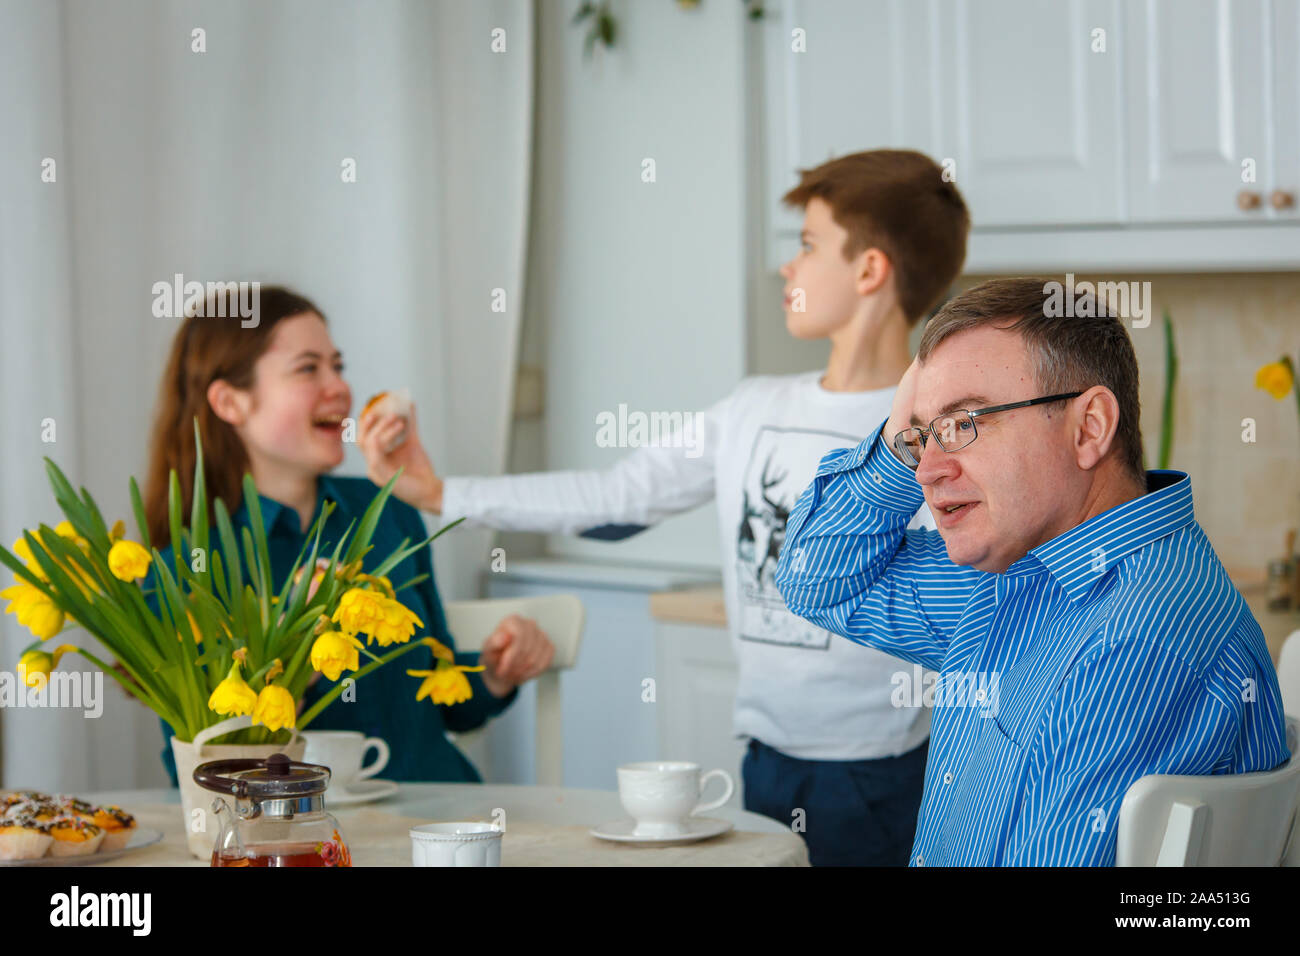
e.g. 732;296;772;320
0;0;533;791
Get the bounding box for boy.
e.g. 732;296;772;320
360;150;970;865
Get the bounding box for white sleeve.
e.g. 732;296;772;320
439;392;731;538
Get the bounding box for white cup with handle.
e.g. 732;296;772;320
410;823;502;866
616;761;735;837
301;731;390;793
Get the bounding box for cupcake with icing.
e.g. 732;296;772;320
90;805;137;851
45;814;105;857
0;813;53;860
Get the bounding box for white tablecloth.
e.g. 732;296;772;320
78;784;810;867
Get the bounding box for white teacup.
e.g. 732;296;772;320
617;761;735;837
410;823;502;867
301;731;390;792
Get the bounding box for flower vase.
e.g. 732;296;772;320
170;714;305;860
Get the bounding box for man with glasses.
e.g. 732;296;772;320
774;276;1290;866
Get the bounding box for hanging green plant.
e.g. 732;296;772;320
1158;308;1178;470
572;1;765;59
573;1;617;56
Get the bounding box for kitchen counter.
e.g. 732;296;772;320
649;576;1297;664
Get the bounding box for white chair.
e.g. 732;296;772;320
442;594;585;786
1116;716;1300;865
1277;629;1300;720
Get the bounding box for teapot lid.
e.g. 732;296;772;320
193;752;331;801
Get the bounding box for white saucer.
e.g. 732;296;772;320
591;817;733;845
325;779;399;806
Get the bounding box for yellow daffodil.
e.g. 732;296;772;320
53;521;90;553
1255;360;1295;400
407;660;484;706
12;535;48;581
2;583;65;639
208;662;257;717
16;644;76;688
421;636;455;663
21;525;99;598
107;539;151;582
252;683;296;732
310;630;364;681
109;519;127;543
331;588;423;647
354;572;395;599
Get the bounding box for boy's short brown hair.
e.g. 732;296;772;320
782;150;970;324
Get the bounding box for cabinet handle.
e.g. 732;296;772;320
1270;190;1296;211
1237;190;1262;211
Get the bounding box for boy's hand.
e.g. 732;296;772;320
884;356;921;464
358;404;445;514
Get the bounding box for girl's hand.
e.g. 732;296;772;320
358;404;445;514
477;615;556;698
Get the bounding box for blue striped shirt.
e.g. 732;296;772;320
774;419;1291;866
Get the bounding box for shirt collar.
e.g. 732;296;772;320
235;473;357;536
1010;470;1195;604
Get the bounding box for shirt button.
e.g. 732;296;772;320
915;854;925;866
974;688;985;702
943;771;953;785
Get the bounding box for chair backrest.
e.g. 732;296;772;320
1277;629;1300;721
442;594;585;786
1116;716;1300;866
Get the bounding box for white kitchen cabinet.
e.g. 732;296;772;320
1272;0;1300;220
758;0;1300;271
1124;0;1272;223
763;0;937;258
934;0;1124;227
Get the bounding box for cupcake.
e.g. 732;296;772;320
46;815;104;857
3;794;57;824
0;814;53;861
361;388;412;452
53;794;99;821
90;805;137;852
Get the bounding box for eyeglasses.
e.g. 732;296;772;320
892;392;1084;469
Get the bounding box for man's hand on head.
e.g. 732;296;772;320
884;356;922;464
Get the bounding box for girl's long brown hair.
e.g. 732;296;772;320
143;286;327;544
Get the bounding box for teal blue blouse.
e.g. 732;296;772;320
154;473;516;786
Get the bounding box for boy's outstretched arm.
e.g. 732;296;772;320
360;393;730;538
774;359;982;671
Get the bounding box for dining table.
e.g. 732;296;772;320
79;783;811;866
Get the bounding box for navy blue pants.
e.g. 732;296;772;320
742;737;929;866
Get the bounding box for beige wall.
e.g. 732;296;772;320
749;268;1300;657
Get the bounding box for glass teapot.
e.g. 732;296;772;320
194;752;351;867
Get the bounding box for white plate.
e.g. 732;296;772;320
325;779;400;807
0;827;163;866
590;817;734;845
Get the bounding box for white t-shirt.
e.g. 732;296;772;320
441;371;936;760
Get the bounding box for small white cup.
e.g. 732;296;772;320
616;761;735;837
301;730;390;791
410;823;503;867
